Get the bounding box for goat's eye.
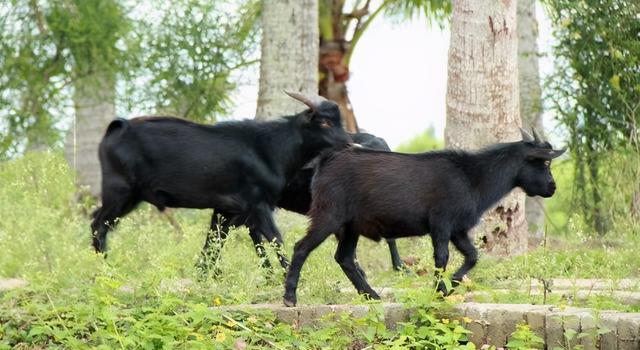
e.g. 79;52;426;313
544;160;551;167
319;120;333;128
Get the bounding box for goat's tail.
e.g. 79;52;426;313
104;118;129;137
98;118;130;173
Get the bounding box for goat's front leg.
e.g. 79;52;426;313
253;208;289;270
248;228;273;270
283;225;334;307
430;227;452;295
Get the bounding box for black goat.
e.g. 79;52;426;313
91;92;350;271
283;128;565;306
274;132;405;272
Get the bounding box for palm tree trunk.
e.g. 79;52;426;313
64;73;115;197
445;0;527;256
518;0;545;242
256;0;319;120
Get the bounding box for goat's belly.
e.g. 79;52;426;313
142;188;244;212
380;230;428;239
356;219;427;241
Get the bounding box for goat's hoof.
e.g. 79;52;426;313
195;266;222;282
436;281;455;296
393;264;412;275
283;296;297;307
363;291;381;300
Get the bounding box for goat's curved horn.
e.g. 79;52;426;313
520;127;534;142
284;91;328;111
532;128;544;143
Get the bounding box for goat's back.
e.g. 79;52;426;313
310;148;477;239
98;117;298;209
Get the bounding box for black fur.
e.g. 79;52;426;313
91;101;350;274
277;132;404;272
283;137;565;306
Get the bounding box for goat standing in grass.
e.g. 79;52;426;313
91;92;350;273
283;129;565;306
276;132;405;272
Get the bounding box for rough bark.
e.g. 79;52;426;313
445;0;528;256
632;185;640;221
518;0;545;241
64;73;115;197
319;40;358;132
256;0;319;120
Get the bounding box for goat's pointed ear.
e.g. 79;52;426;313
529;147;567;159
550;148;567;158
520;127;534;142
300;111;314;124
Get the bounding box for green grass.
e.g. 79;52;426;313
1;152;638;303
0;152;638;348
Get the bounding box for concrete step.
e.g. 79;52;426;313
212;302;640;349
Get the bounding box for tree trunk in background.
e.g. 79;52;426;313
518;0;545;242
632;185;640;221
256;0;319;119
64;73;115;197
319;40;358;132
445;0;527;256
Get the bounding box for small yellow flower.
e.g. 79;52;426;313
441;318;450;324
215;331;226;343
226;319;237;328
445;294;464;303
247;316;258;324
463;316;473;323
461;275;473;287
213;297;222;306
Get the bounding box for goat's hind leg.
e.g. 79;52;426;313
386;239;406;272
335;233;380;300
430;226;452;295
91;182;138;254
196;212;231;278
450;231;478;286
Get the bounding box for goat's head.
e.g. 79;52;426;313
515;128;566;198
285;91;351;152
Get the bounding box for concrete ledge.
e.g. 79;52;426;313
2;278;638;348
214;303;408;329
466;289;640;305
340;284;640;305
211;302;640;349
487;278;640;293
0;278;27;291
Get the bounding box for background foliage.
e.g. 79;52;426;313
544;0;640;234
121;0;259;122
2;0;640;347
0;0;259;159
394;127;443;153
